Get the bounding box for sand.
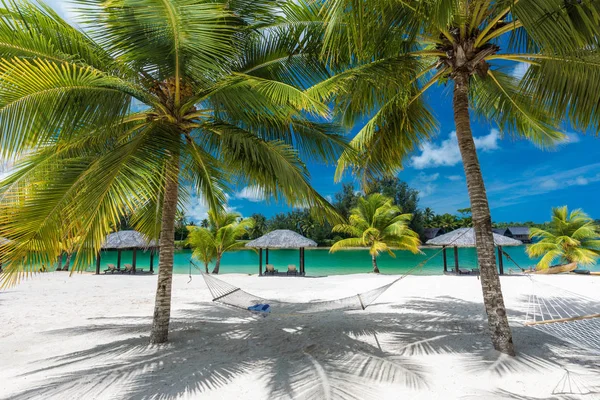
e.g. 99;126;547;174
0;272;599;400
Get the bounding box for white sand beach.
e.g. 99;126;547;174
1;272;599;400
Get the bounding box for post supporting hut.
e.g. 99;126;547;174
426;228;522;275
98;231;158;274
246;230;317;276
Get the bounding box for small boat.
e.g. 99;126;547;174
528;262;578;275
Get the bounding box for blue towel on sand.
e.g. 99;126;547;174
248;304;271;313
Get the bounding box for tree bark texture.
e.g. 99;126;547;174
372;255;380;273
150;154;180;344
212;256;221;274
453;73;515;356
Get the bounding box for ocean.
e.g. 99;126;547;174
91;246;599;276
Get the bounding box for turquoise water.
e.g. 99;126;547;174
91;246;599;276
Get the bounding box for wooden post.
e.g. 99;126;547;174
454;246;459;273
132;249;137;274
149;248;155;274
498;246;504;275
95;252;101;275
117;249;122;270
266;248;269;265
302;248;305;275
442;246;448;273
259;248;263;276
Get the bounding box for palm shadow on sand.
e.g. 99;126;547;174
9;297;600;400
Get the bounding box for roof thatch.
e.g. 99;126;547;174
245;230;317;249
101;230;157;250
426;228;522;247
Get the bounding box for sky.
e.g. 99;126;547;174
38;2;600;224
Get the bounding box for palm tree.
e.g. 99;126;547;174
330;194;421;273
248;213;267;239
188;210;253;274
423;207;435;225
307;0;600;355
186;227;216;274
527;206;600;269
0;1;344;343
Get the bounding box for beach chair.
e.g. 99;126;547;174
104;264;117;274
264;264;278;275
121;264;134;274
287;265;298;276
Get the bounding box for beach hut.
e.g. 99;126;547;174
245;230;317;276
506;226;531;243
426;228;522;275
492;228;508;236
97;230;158;274
423;228;445;242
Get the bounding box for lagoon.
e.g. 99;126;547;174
91;246;599;275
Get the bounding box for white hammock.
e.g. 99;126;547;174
200;272;407;314
522;277;600;354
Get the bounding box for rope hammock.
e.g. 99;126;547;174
201;271;406;314
499;249;600;354
195;231;476;315
521;277;600;354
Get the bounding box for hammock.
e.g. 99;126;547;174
201;271;406;315
521;277;600;354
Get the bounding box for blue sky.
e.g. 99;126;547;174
43;1;600;224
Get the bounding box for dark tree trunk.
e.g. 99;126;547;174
372;255;380;273
204;262;209;274
62;253;72;271
453;73;515;356
212;256;221;274
150;154;180;344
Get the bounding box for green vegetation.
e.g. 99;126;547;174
330;194;421;273
527;206;600;269
0;0;343;343
187;210;253;274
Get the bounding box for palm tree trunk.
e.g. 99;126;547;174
371;255;380;273
212;256;221;274
453;73;515;356
204;262;209;274
63;253;72;271
150;154;180;344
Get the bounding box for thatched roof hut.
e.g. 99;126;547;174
101;230;157;250
96;231;158;274
426;228;522;275
246;230;317;249
426;228;522;247
246;230;316;276
423;228;445;241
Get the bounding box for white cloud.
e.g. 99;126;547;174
539;179;559;190
447;175;462;181
325;195;333;203
412;172;440;198
185;195;210;222
46;0;78;23
570;176;589;186
236;186;265;202
411;129;500;169
511;63;529;79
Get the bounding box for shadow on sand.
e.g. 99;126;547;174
9;297;600;400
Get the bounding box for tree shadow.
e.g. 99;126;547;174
7;297;600;400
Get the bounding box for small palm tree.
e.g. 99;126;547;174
188;210;254;274
330;194;421;273
186;227;216;274
527;206;600;269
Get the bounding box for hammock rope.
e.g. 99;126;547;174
197;229;474;315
